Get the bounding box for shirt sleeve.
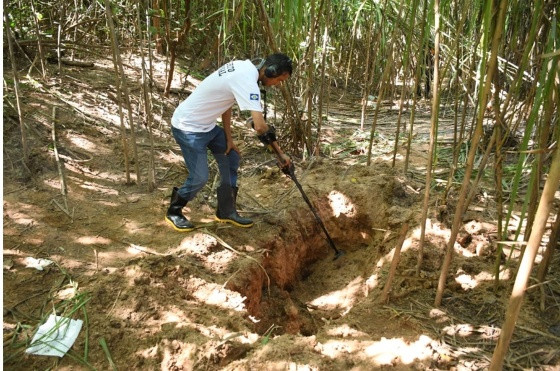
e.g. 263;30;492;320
229;70;263;112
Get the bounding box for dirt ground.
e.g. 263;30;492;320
3;55;560;370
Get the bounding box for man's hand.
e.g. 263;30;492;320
249;110;291;172
278;154;293;175
278;153;291;169
222;108;238;154
225;140;240;155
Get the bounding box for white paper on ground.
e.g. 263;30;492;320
24;257;54;270
25;315;83;357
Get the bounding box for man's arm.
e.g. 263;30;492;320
250;110;291;167
249;110;267;135
222;108;237;154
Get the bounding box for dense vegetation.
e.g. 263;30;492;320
4;0;559;368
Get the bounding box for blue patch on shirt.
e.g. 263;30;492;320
250;93;259;101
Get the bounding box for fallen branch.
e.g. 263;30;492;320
379;223;409;303
516;325;560;341
51;199;74;221
128;243;168;256
47;57;95;67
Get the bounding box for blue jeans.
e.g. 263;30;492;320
172;125;240;201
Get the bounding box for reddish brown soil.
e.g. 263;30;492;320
3;56;559;370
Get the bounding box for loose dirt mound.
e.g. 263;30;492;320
3;57;559;370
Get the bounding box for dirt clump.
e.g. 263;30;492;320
3;57;559;370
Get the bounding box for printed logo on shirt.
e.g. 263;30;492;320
250;93;260;101
218;62;235;77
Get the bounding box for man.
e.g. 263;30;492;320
166;53;293;232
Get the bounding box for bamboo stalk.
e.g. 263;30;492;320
252;0;303;153
536;208;559;285
4;12;28;161
404;0;429;173
51;107;70;212
416;0;441;274
360;20;374;132
391;0;420;167
366;0;405;166
493;71;505;288
57;22;62;73
502;25;558;244
499;0;544;118
343;0;368;89
136;1;156;191
490;139;560;370
441;6;478;204
315;2;331;156
29;0;47;78
104;0;139;185
164;0;192;97
305;0;317;155
435;0;508;307
525;66;557;240
361;20;383;132
380;224;409;303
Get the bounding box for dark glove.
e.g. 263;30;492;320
280;160;295;177
257;125;277;146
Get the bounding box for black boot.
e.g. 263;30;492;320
165;187;195;232
232;186;240;207
215;184;253;227
216;186;240;216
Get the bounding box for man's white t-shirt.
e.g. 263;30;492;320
171;60;263;132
